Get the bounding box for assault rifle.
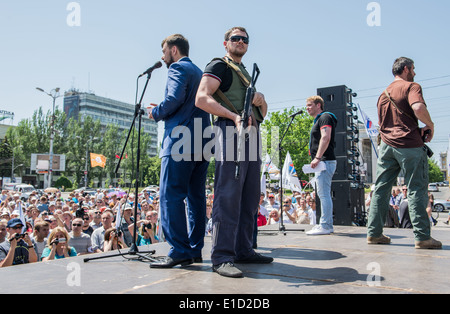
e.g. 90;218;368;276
235;63;260;179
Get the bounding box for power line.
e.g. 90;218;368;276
267;75;450;106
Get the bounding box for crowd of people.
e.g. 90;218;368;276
258;191;317;227
0;182;445;267
0;188;162;267
365;185;442;229
0;184;320;268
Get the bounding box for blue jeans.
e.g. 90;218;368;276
315;160;337;229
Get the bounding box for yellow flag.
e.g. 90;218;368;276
90;153;106;168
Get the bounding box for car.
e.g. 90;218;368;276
14;184;36;201
433;199;450;212
428;183;439;192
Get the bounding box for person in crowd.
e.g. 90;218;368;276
267;209;280;225
398;186;413;228
33;220;50;260
37;196;49;213
127;213;158;247
296;198;310;225
69;217;94;255
281;197;297;224
91;211;114;252
41;226;77;261
103;227;128;252
89;209;102;230
0;220;7;244
0;218;38;267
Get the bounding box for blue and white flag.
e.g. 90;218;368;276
359;107;379;137
282;152;302;192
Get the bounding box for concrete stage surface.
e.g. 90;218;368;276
1;222;449;294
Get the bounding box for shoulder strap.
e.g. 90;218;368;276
215;57;250;87
384;90;416;122
210;57;241;116
215;89;239;114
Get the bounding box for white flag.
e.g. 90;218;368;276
359;106;379;137
282;152;302;192
115;203;122;231
260;172;266;198
263;153;280;180
17;201;26;233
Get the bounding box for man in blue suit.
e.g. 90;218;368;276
148;34;210;268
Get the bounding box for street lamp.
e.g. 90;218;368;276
2;143;23;183
76;135;99;188
36;87;62;188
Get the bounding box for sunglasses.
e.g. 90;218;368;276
72;223;82;227
229;35;249;44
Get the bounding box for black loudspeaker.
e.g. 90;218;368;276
314;85;366;226
315;180;366;226
317;85;361;183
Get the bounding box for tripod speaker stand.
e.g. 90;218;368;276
84;69;160;263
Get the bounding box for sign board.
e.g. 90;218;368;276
30;154;66;172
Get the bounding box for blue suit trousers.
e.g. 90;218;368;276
159;156;209;259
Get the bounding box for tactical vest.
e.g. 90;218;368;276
212;57;264;122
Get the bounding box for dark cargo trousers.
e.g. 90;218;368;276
367;141;431;241
210;119;261;265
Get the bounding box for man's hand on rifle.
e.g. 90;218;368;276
252;92;265;107
232;114;252;132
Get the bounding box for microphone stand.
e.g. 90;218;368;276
84;72;157;263
277;114;305;235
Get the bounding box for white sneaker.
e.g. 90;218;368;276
306;225;333;235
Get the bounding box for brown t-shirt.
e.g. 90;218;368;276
377;80;426;148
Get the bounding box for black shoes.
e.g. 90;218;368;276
149;256;194;268
235;252;274;264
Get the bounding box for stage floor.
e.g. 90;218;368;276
1;221;449;294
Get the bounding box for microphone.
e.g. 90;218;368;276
289;109;303;118
138;61;162;77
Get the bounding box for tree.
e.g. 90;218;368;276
261;107;313;181
64;114;102;187
428;159;443;183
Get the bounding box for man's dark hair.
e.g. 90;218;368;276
224;26;249;41
392;57;414;76
162;34;189;57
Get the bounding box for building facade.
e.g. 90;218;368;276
63;91;158;157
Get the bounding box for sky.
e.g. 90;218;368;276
1;0;449;167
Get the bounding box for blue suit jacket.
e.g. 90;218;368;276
152;57;210;159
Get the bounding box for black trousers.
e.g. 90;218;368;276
210;119;261;265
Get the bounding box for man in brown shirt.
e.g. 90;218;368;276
367;57;441;249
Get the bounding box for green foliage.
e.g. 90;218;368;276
261;107;313;180
54;175;72;189
428;159;444;183
7;105;159;188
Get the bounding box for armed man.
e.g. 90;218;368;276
195;26;273;278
